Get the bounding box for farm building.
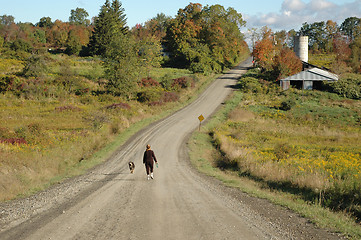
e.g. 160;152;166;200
280;35;339;91
280;67;339;90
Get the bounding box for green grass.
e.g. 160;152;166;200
188;90;361;239
187;66;361;238
0;50;247;201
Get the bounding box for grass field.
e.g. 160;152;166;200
0;52;226;201
188;67;361;239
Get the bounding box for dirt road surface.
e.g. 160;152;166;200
0;58;344;239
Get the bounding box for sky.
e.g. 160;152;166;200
1;0;360;32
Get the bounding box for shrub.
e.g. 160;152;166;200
139;77;160;87
10;39;32;53
160;74;173;90
0;138;27;145
326;73;361;99
83;111;109;131
22;55;48;78
0;75;12;92
110;120;121;134
75;88;90;96
189;61;212;75
137;88;163;103
162;91;179;102
172;76;194;89
279;99;296;111
148;101;163;106
237;76;263;93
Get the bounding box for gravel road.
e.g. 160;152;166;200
0;58;344;239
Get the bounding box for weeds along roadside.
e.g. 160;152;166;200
0;52;244;202
188;67;361;239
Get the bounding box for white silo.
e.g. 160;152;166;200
294;36;308;63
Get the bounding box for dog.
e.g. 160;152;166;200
128;161;135;174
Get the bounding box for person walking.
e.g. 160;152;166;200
143;144;158;180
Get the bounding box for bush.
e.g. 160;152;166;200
137;88;163;103
326;73;361;99
0;138;27;145
0;75;12;92
162;91;179;102
172;76;194;89
189;61;212;75
160;74;173;90
0;75;24;95
10;39;32;53
83;111;109;131
237;76;263;93
22;55;48;78
139;77;160;87
279;99;296;111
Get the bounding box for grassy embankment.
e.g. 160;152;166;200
0;52;249;201
188;67;361;239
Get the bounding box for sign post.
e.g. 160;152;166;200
198;114;204;131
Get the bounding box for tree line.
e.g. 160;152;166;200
0;1;248;98
0;1;248;70
252;17;361;78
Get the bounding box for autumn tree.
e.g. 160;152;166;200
252;27;275;71
201;4;246;70
50;20;69;47
272;47;302;80
0;15;18;42
131;13;171;42
331;34;352;74
165;3;203;68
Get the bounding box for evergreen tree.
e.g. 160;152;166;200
88;0;128;56
103;35;140;98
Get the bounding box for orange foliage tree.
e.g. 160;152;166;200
272;48;302;80
252;29;275;71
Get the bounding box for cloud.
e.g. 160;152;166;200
246;0;361;31
309;0;335;11
282;0;306;11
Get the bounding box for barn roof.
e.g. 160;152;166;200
282;67;339;81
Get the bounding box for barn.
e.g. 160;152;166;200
280;67;339;91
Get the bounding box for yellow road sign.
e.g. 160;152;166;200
198;114;204;122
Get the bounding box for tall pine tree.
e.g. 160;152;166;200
88;0;128;56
